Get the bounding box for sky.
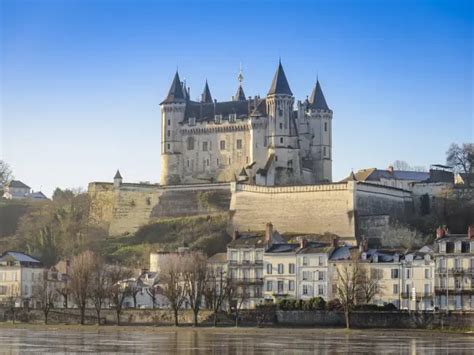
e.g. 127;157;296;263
1;0;473;196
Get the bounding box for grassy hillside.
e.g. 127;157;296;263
0;199;30;238
100;213;231;268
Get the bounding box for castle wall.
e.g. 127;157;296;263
229;182;357;243
88;182;231;237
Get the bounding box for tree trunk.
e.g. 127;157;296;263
174;308;179;326
213;311;218;327
96;309;101;326
80;307;85;325
235;311;239;327
44;311;48;325
345;310;350;329
193;310;198;327
116;309;121;326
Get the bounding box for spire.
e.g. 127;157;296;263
268;60;293;96
309;80;329;110
114;169;122;179
201;80;213;103
234;63;246;101
161;71;186;105
347;170;358;182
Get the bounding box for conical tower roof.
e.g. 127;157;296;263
114;169;122;179
161;71;186;104
235;85;246;101
268;61;293;96
201;80;213;103
309;80;329;110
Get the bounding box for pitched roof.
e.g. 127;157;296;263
161;71;186;104
228;234;266;248
114;169;122;179
342;168;430;183
239;168;248;177
7;180;30;189
0;251;41;264
268;61;293;96
201;80;213;103
265;243;300;254
309;80;329;110
207;252;227;263
235;85;246;101
30;191;48;200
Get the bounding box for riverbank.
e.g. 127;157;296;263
1;322;473;336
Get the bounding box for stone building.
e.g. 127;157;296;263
160;61;333;186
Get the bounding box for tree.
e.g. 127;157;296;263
90;257;109;325
226;281;249;327
392;160;412;171
5;294;19;323
33;275;56;324
107;265;133;326
160;254;187;326
335;261;361;329
70;251;96;325
127;279;141;309
183;252;208;326
56;277;72;309
382;222;428;249
203;267;229;327
446;143;474;186
0;160;13;187
145;283;160;309
357;266;383;304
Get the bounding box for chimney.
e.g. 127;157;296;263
387;165;394;174
300;238;308;249
265;222;273;244
468;225;474;240
332;236;339;248
233;230;240;240
436;227;446;239
359;239;368;253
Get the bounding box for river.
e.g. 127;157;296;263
0;326;473;354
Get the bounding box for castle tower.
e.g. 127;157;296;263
266;61;302;184
234;65;246;101
201;80;213;103
160;71;186;185
307;79;333;182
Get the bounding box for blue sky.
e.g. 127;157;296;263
1;0;472;196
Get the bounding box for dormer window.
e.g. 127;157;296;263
455;241;462;253
229;113;236;123
439;242;446;253
215;114;222;123
189;117;196;126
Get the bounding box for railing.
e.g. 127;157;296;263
228;260;263;266
401;292;433;299
434;287;474;294
230;277;264;284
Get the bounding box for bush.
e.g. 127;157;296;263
308;297;326;310
383;303;397;311
326;299;343;311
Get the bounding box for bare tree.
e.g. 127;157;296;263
183;252;208;326
127;279;141;309
90;258;109;325
382;222;428;249
5;294;19;323
107;265;133;326
0;160;13;187
160;254;187;326
146;283;160;309
447;143;474;186
203;267;228;327
392;160;412;171
70;251;96;325
226;281;249;327
56;278;71;309
33;276;56;324
335;261;361;329
357;266;383;304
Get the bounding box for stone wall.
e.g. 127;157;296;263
88;182;231;237
276;310;474;329
229;182;357;243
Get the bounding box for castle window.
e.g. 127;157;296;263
217;158;219;166
229;113;236;123
288;160;293;168
279;123;283;129
207;159;210;166
275;155;278;162
323;146;327;157
167;144;170;151
187;159;190;168
189;117;196;126
246;156;249;164
220;140;226;150
215;114;222;123
324;122;328;132
280;137;284;144
278;109;283;116
167;130;170;137
187;137;195;150
202;141;208;152
236;139;242;150
167;119;170;125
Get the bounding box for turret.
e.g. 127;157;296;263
113;170;123;188
233;64;246;101
307;79;333;182
201;80;213;103
160;71;187;185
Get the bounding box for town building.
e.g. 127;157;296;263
160;62;333;186
0;252;44;308
433;227;474;310
2;180;31;200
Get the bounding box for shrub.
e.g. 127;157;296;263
326;299;343;311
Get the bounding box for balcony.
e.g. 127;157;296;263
434;287;474;295
228;260;262;267
230;277;264;285
401;292;433;299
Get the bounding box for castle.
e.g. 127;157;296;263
160;61;332;186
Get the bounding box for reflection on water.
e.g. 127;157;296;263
0;327;473;354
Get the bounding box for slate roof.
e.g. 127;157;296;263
342;168;430;183
308;80;330;110
114;170;122;179
207;252;227;263
298;242;335;255
265;243;300;254
7;180;30;189
268;61;293;96
0;251;41;265
228;234;266;249
235;85;246;101
201;81;213;103
30;191;48;200
161;71;186;104
184;99;258;123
